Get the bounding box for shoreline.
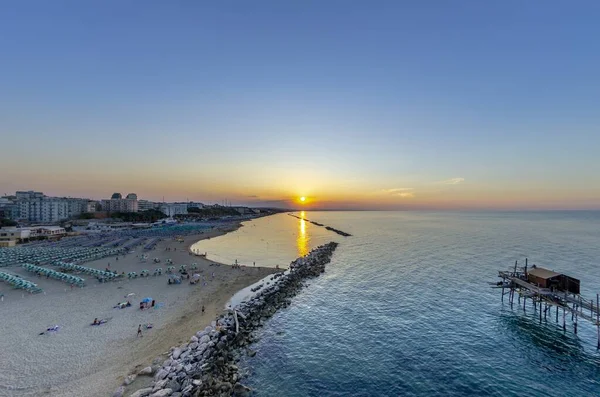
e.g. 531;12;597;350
0;219;280;397
123;242;339;397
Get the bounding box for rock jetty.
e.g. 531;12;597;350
126;242;338;397
287;214;352;237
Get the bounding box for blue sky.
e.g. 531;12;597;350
1;1;599;209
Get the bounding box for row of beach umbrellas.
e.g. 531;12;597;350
0;271;43;293
22;263;85;287
54;261;117;281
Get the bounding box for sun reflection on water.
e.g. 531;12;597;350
297;217;309;257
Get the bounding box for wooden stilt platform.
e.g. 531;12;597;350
493;259;600;348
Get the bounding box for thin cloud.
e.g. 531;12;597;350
376;188;415;198
247;195;259;198
380;188;414;193
439;178;465;185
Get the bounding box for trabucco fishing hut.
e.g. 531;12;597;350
494;259;600;348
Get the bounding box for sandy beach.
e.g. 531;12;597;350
0;223;278;397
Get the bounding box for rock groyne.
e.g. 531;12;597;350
288;214;352;237
126;242;338;397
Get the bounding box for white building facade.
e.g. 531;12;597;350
159;203;188;217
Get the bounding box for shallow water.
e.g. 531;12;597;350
230;211;600;396
191;212;340;268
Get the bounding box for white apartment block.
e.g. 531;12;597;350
159;203;188;217
19;198;70;223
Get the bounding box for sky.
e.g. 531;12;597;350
1;1;599;210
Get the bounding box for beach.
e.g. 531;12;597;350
0;223;278;397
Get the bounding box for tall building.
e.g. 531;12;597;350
11;191;95;222
102;193;139;213
18;197;70;223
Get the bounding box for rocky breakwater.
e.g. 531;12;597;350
287;214;352;237
124;242;338;397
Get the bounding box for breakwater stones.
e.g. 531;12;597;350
127;242;338;397
287;214;352;237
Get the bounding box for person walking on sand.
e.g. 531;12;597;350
137;324;143;337
202;305;205;314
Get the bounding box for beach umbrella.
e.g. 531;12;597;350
142;297;153;303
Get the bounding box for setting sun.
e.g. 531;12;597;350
300;196;306;202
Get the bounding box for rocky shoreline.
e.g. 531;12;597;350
120;242;339;397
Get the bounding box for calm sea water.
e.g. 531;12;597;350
218;211;600;396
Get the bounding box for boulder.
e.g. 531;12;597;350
190;335;198;343
155;369;168;381
138;366;154;376
130;387;153;397
153;379;168;392
167;379;181;392
172;348;182;360
232;383;251;397
150;389;173;397
199;335;210;344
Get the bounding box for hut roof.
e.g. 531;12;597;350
528;267;562;280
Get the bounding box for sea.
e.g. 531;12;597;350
193;211;600;397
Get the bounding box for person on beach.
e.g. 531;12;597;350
137;324;142;337
202;305;205;314
93;318;99;325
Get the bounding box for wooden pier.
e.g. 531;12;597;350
494;259;600;348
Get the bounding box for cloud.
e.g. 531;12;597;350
439;178;465;185
380;188;414;193
377;188;415;198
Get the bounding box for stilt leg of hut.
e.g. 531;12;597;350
574;313;578;334
523;296;526;312
539;300;542;322
501;286;504;302
556;305;559;322
563;308;566;331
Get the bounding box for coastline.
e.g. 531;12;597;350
123;242;339;397
0;220;279;397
